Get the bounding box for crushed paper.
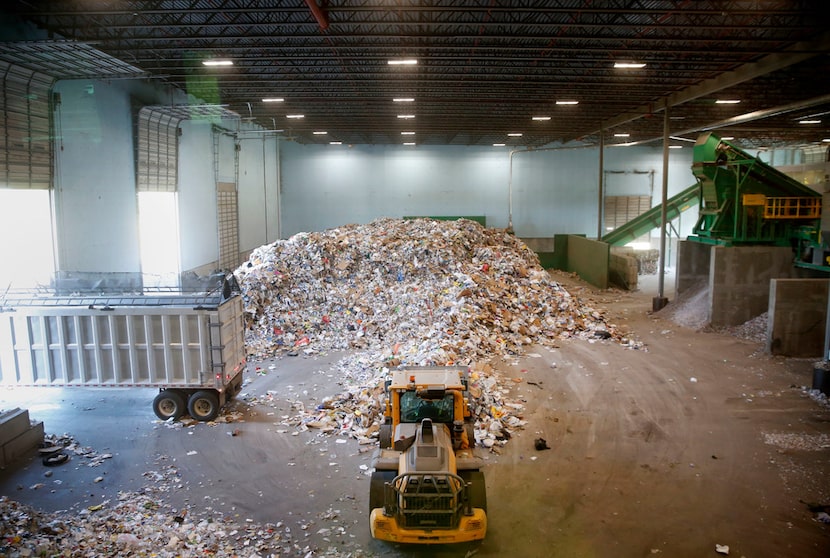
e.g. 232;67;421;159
235;218;640;363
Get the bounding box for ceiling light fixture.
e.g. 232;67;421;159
286;114;304;119
313;131;328;135
393;98;415;102
493;143;506;147
202;59;233;66
823;138;830;143
507;133;523;137
614;133;630;137
403;142;416;146
668;145;683;149
401;131;415;135
715;99;741;104
721;136;735;141
262;97;284;103
556;100;579;105
329;141;342;145
532;116;551;121
614;62;646;69
799;119;822;124
388;59;417;65
397;114;415;119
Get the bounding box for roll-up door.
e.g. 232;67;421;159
136;107;182;192
0;60;54;189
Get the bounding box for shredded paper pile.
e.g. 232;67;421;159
236;218;634;363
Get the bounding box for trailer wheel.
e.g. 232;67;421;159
461;471;487;513
370;471;396;514
153;390;187;421
188;390;220;422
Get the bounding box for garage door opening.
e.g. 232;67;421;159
0;189;55;289
138;191;180;286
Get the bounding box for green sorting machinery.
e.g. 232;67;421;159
689;133;821;244
687;132;826;269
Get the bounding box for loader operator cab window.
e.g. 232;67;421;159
401;391;454;423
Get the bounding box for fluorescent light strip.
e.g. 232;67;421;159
202;59;233;66
329;141;342;145
614;62;646;69
313;131;328;135
493;143;506;147
393;98;415;102
613;133;630;137
388;59;417;65
507;133;523;137
401;131;415;135
715;99;741;104
799;119;822;124
397;114;415;119
668;145;683;149
556;100;579;105
721;136;735;141
532;116;551;121
403;142;416;146
262;98;284;103
286;114;304;119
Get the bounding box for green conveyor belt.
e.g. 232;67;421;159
602;183;700;246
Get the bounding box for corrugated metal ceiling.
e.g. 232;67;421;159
2;1;829;149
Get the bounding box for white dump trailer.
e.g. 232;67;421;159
0;283;246;422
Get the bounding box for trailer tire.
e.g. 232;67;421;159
153;390;187;421
188;390;220;422
370;471;396;514
461;471;487;513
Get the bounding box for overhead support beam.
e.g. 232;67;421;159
612;93;830;147
583;30;830;139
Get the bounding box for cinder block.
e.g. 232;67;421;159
0;420;44;468
0;408;30;446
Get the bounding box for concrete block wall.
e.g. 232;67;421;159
710;245;796;327
0;408;44;468
676;240;711;294
768;278;828;357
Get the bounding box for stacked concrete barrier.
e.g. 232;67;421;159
0;408;44;468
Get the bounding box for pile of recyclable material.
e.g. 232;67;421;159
235;218;635;364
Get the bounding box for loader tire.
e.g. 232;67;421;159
153;390;187;421
370;471;396;514
465;421;476;448
379;424;392;449
462;471;487;513
188;390;220;422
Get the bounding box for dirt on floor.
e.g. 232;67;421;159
1;270;829;558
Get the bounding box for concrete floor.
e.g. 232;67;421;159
1;270;829;557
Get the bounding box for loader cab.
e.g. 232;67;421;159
400;390;454;423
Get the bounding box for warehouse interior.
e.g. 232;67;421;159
1;2;830;557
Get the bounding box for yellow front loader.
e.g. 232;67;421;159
369;366;487;544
